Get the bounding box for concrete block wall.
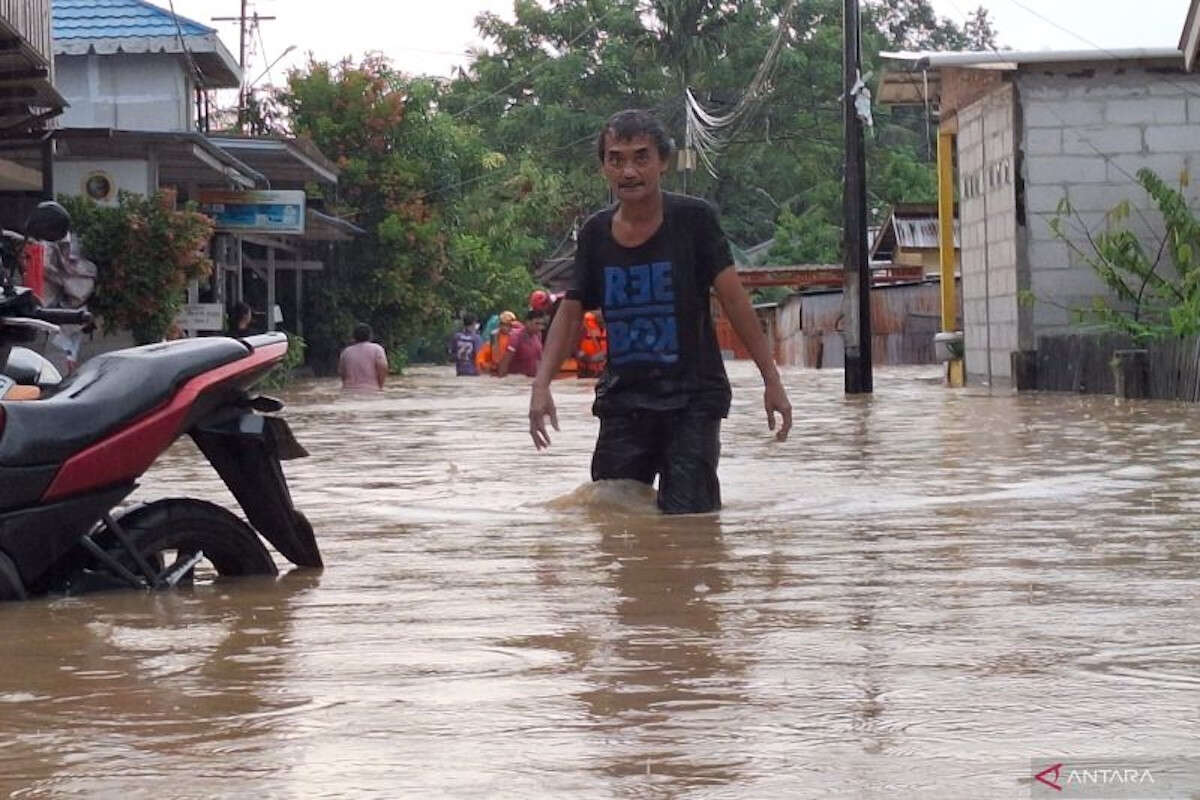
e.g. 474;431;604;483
1018;67;1200;340
958;84;1022;383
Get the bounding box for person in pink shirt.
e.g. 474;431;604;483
338;323;388;392
497;309;547;377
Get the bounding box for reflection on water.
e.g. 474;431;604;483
3;362;1200;798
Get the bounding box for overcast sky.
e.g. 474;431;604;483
169;0;1192;87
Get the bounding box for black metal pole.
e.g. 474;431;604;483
239;0;247;131
842;0;872;394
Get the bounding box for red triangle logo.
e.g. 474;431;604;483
1035;763;1064;791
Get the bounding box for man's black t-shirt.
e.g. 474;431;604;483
566;192;734;418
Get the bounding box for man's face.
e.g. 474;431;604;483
527;316;547;335
601;133;667;203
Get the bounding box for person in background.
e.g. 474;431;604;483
449;314;483;376
339;322;388;392
481;313;501;344
475;310;520;374
529;289;553;315
498;309;520;342
575;310;607;378
529;288;562;343
497;309;547;378
229;302;253;336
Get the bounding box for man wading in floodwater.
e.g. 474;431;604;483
528;109;792;514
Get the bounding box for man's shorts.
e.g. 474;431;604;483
591;407;721;514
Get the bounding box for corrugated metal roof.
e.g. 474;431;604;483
894;217;943;250
53;0;214;40
870;205;959;260
208;136;341;186
51;0;241;87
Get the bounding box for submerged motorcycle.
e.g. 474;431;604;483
0;202;322;601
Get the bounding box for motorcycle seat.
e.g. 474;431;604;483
0;337;251;467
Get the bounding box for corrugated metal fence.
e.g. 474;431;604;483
777;281;945;368
1034;333;1200;400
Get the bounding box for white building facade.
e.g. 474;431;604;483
885;49;1200;385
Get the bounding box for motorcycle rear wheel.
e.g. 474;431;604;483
104;499;278;587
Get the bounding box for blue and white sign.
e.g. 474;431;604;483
197;190;306;235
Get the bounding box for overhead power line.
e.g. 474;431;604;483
166;0;205;86
999;0;1200;102
684;0;799;179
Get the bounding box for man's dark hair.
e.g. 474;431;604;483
526;309;549;323
596;109;672;164
462;313;477;328
353;322;372;342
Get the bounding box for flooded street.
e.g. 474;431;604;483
3;360;1200;798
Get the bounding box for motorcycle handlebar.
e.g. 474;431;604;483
32;307;92;326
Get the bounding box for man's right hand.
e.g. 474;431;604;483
530;383;559;449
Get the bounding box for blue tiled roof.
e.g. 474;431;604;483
53;0;215;41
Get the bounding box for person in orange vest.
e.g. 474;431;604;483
575;310;607;378
475;310;520;375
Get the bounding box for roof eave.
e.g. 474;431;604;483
307;209;365;240
55;127;264;189
881;47;1185;69
54;33;243;88
208;136;341;186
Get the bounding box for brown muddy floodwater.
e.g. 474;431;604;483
2;361;1200;799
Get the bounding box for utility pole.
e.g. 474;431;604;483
842;0;872;394
213;1;275;132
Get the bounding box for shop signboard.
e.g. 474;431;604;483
197;190;306;235
176;303;226;332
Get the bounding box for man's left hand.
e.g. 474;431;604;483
764;379;792;442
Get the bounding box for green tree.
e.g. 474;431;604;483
866;0;968;50
443;0;973;250
276;53;594;369
769;207;842;264
279;56;491;369
963;6;1001;50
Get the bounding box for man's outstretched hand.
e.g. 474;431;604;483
529;383;559;449
764;378;792;442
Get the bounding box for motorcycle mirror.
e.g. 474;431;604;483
25;201;71;242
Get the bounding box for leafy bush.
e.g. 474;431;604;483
59;192;214;344
1048;169;1200;342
